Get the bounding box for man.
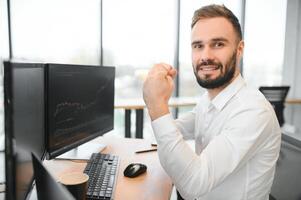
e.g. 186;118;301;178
143;4;281;200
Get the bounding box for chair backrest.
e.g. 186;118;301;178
259;86;290;126
259;86;290;103
270;134;301;200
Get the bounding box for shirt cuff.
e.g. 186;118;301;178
151;113;180;145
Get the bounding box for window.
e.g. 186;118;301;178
243;0;287;87
103;0;178;137
0;0;9;149
0;0;9;60
11;0;101;65
103;0;177;99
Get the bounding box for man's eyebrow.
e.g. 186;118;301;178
191;40;203;46
191;37;229;46
211;37;229;42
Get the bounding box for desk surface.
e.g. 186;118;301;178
44;136;173;200
115;97;301;109
286;99;301;104
115;97;198;110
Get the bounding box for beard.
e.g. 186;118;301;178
193;51;237;89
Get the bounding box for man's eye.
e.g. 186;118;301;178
213;42;224;48
193;44;203;49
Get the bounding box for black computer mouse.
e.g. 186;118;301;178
123;163;147;178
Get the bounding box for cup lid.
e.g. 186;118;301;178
59;172;89;185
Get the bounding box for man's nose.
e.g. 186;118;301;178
200;46;214;61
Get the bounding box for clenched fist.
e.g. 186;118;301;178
143;63;177;121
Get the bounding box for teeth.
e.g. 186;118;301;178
200;66;218;71
203;68;215;71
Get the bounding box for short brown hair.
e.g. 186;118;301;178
191;4;242;41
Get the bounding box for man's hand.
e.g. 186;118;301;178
143;63;177;121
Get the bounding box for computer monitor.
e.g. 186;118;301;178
31;153;75;200
45;63;115;159
4;61;46;200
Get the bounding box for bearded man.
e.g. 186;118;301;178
143;4;281;200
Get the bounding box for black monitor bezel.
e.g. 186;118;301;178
45;63;115;159
4;61;47;200
4;61;15;200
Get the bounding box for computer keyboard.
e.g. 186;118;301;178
84;153;119;200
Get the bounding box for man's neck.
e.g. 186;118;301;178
207;72;240;100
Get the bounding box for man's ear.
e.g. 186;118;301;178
237;40;244;58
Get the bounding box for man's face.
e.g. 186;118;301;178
191;17;243;89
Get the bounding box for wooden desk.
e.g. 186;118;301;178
115;97;198;110
286;98;301;104
44;136;173;200
115;97;198;138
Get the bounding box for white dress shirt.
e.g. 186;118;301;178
151;74;281;200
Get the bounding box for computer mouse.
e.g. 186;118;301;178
123;163;147;178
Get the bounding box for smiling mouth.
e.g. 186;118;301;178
199;65;220;71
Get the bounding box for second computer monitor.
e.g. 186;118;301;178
46;64;115;159
4;61;46;200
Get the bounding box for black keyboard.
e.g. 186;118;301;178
84;153;119;200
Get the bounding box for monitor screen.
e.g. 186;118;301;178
4;61;45;200
46;64;115;159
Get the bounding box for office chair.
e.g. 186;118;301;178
269;133;301;200
259;86;290;127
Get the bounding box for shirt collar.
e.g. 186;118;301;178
204;74;246;111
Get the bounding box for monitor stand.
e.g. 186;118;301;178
56;143;106;160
